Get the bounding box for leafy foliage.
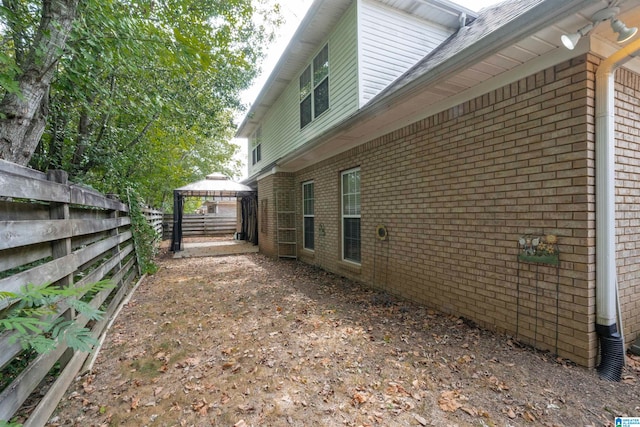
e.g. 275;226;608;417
1;0;281;207
0;280;113;354
127;189;159;275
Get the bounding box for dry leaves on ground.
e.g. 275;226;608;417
43;247;639;427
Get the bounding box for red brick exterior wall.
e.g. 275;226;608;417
256;54;640;367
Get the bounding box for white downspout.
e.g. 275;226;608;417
594;38;640;381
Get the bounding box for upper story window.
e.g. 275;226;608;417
300;44;329;129
251;126;262;165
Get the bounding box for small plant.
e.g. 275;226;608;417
0;280;113;354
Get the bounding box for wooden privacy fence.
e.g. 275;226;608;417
142;206;163;238
163;214;236;239
0;160;141;426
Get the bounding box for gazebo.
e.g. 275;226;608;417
170;173;257;252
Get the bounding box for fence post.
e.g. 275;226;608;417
46;170;74;368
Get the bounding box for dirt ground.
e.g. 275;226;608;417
48;239;640;427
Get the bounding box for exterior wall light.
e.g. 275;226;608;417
561;7;637;50
561;23;594;50
610;18;638;43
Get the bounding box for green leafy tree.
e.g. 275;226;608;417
0;0;79;165
1;0;280;205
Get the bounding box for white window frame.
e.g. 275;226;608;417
341;168;361;264
251;126;262;165
302;181;314;251
299;44;329;129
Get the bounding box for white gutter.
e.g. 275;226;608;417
595;37;640;327
594;37;640;381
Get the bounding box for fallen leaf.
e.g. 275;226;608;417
488;376;509;391
461;406;478;416
184;357;200;366
130;396;140;410
414;413;428;426
438;390;463;412
237;403;255;413
191;399;208;415
352;391;368;405
457;354;473;364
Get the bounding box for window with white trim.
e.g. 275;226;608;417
251;126;262;165
341;168;360;263
302;181;314;251
300;44;329;129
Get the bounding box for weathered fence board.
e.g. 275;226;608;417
0;218;130;251
0;254;77;306
142;207;163;237
75;232;132;268
163;214;236;239
70;187;127;211
0;243;51;273
0;160;46;180
0;340;67;421
0;161;153;426
0;172;69;203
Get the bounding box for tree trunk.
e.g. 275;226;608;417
0;0;79;166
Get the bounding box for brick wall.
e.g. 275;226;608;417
259;55;627;367
615;66;640;348
258;173;295;257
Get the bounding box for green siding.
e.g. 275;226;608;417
250;3;359;176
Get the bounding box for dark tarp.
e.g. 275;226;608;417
241;193;258;245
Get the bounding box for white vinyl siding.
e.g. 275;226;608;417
248;3;358;176
358;0;452;106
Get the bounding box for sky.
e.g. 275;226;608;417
233;0;503;177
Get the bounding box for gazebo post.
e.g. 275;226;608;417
171;190;184;252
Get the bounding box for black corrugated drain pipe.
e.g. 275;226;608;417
596;325;624;382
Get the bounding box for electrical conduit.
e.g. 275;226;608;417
594;38;640;381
